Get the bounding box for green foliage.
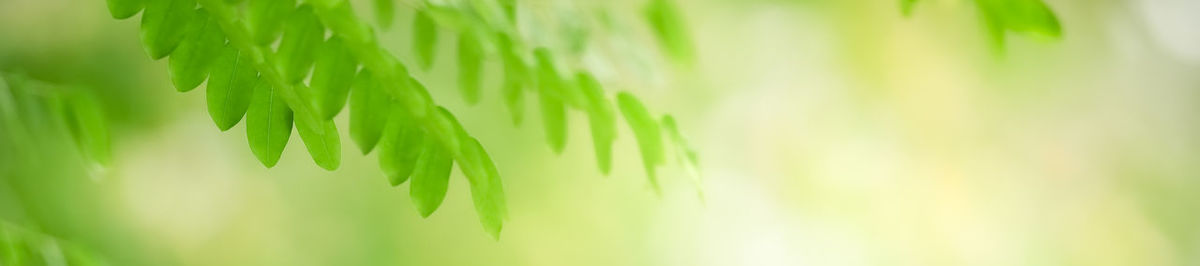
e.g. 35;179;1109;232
644;0;694;65
106;0;142;19
109;0;699;238
903;0;1062;52
0;73;111;169
0;222;108;266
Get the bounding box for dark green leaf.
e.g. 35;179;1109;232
248;0;295;45
616;92;664;193
410;140;452;218
373;0;395;29
140;0;194;59
577;72;616;174
413;10;439;70
206;46;257;131
168;8;225;92
378;109;424;186
459;137;506;239
310;36;358;119
276;5;325;84
350;71;391;154
457;31;483;105
246;81;293;168
295;108;341;170
106;0;143;19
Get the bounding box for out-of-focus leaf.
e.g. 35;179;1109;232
413;10;439;70
106;0;143;19
140;0;194;59
249;0;295;44
169;8;225;92
350;71;392;154
310;36;358;119
373;0;394;29
246;81;293;168
379;109;424;186
577;72;616;174
459;137;507;239
901;0;919;16
457;31;483;105
61;92;111;166
539;86;567;154
206;46;257;131
533;48;584;108
662;115;702;199
497;33;526;125
616;92;664;193
277;5;325;83
410;140;452;218
643;0;694;65
295;108;341;170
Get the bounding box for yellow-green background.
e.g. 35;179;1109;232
2;0;1199;265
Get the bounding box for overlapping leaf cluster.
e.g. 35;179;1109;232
903;0;1062;52
104;0;699;238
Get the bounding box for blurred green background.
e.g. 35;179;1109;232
3;0;1200;265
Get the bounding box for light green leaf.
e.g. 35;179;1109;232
61;92;111;166
295;108;340;171
140;0;194;59
106;0;143;19
311;0;373;45
459;137;506;239
900;0;919;16
577;72;616;174
169;8;225;92
310;36;358;119
410;140;452;218
497;33;526;125
350;71;391;154
277;5;325;84
661;115;702;199
429;107;465;154
379;109;424;186
539;86;567;154
246;81;293;168
534;48;585;108
373;0;394;29
248;0;295;45
206;46;257;131
413;10;439;71
457;31;483;105
643;0;694;64
616;92;664;193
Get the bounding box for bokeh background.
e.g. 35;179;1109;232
3;0;1200;265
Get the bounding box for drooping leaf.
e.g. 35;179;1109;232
106;0;143;19
350;71;392;154
643;0;694;64
310;36;358;119
140;0;194;59
312;0;374;45
206;46;257;131
277;5;325;84
577;72;616;174
497;33;526;125
61;92;111;166
616;92;664;193
379;109;424;186
538;86;567;154
661;115;702;199
373;0;395;29
410;140;453;218
295;108;341;170
168;8;225;92
413;10;439;70
534;48;585;108
457;31;483;105
459;137;507;239
246;81;293;168
429;107;466;154
248;0;295;44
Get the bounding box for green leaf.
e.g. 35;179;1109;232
295;108;341;170
246;81;293;168
350;71;392;154
373;0;395;29
616;92;664;193
379;110;424;186
168;8;225;92
277;5;325;84
497;33;526;125
661;115;702;198
413;10;439;71
61;92;111;166
534;48;585;108
140;0;194;59
538;85;567;154
992;0;1061;39
459;137;506;239
310;36;358;119
248;0;295;45
429;107;465;154
457;31;483;105
410;140;452;218
206;46;257;131
577;72;616;174
643;0;694;64
106;0;143;19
